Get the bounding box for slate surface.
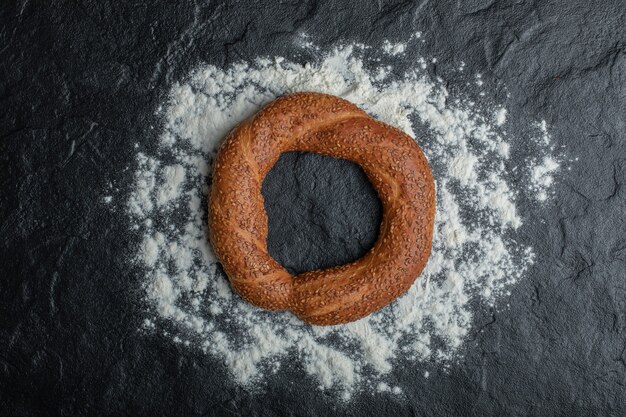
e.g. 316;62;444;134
1;1;626;416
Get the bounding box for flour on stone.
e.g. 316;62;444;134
126;38;560;398
382;40;407;56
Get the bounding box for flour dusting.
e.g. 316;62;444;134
382;40;407;56
126;38;560;398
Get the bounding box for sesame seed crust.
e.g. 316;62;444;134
208;92;435;325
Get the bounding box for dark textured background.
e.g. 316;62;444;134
263;152;382;275
1;1;626;416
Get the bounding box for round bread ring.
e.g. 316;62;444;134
209;92;435;326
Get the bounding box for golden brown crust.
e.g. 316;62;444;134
208;92;435;325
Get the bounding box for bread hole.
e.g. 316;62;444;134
262;151;382;275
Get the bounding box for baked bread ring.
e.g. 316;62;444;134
209;92;435;325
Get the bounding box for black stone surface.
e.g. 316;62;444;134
263;151;382;275
1;1;626;416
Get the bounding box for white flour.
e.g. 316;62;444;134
382;40;406;56
126;38;560;398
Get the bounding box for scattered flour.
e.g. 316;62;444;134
527;121;561;201
531;156;560;201
376;382;402;394
127;37;560;398
494;108;507;126
382;40;407;56
157;164;185;206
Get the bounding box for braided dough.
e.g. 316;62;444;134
209;92;435;325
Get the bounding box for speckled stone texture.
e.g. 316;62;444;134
1;1;625;416
264;151;382;275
